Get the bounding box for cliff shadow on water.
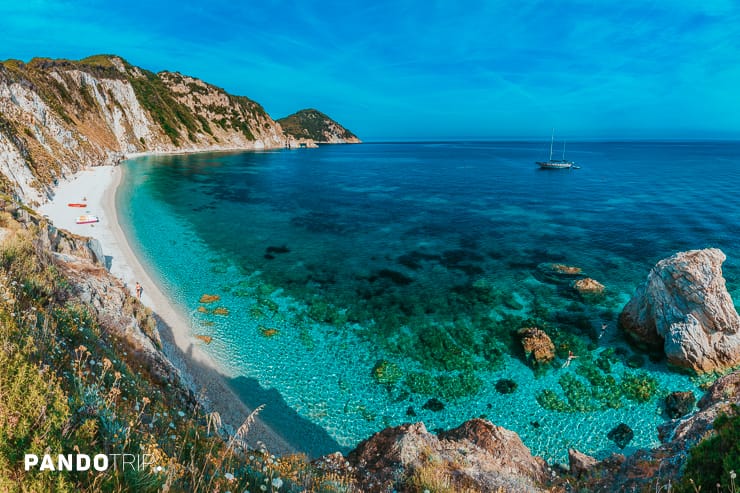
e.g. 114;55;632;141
153;312;345;458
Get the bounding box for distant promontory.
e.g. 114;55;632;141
278;108;361;144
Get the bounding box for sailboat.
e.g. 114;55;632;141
536;129;575;169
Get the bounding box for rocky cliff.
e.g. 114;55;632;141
316;419;554;492
278;108;361;143
0;55;358;204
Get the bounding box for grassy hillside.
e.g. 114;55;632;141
0;200;355;492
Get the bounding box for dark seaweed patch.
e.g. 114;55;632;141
291;211;349;234
266;245;290;254
397;250;442;270
441;249;484;265
376;269;413;286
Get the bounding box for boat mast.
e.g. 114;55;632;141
549;128;554;161
562;140;566;160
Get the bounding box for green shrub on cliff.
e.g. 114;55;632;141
676;405;740;493
128;70;200;145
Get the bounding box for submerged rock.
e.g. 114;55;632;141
664;391;696;419
422;398;445;412
572;277;605;301
607;423;634;449
619;248;740;374
495;378;518;394
518;327;555;366
199;294;221;303
266;245;290;254
195;334;212;344
258;326;279;338
551;263;582;275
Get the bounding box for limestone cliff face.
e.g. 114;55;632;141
619;248;740;373
0;55;360;204
278;108;360;144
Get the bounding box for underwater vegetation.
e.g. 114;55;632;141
535;349;660;412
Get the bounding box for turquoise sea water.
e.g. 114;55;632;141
117;141;740;463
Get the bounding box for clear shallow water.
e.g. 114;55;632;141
117;141;740;463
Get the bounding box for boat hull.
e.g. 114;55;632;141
75;215;99;224
536;160;574;169
68;203;87;207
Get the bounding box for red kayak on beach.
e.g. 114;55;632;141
68;203;87;207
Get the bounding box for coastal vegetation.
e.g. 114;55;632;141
676;405;740;492
127;69;202;145
0;206;356;492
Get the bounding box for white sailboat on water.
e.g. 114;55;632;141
536;129;575;169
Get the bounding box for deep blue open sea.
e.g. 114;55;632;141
117;141;740;462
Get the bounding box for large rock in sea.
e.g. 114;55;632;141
619;248;740;374
518;327;556;366
344;419;551;492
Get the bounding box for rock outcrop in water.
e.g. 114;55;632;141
339;419;552;492
518;327;556;366
619;248;740;373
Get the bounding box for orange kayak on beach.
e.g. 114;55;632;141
68;203;87;207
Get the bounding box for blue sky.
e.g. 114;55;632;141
1;0;739;140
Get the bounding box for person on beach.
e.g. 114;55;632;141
135;282;143;299
561;350;577;368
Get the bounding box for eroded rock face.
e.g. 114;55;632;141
619;248;740;373
39;222;185;391
344;419;551;492
568;448;598;478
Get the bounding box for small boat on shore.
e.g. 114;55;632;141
75;215;99;224
536;130;575;169
67;203;87;207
